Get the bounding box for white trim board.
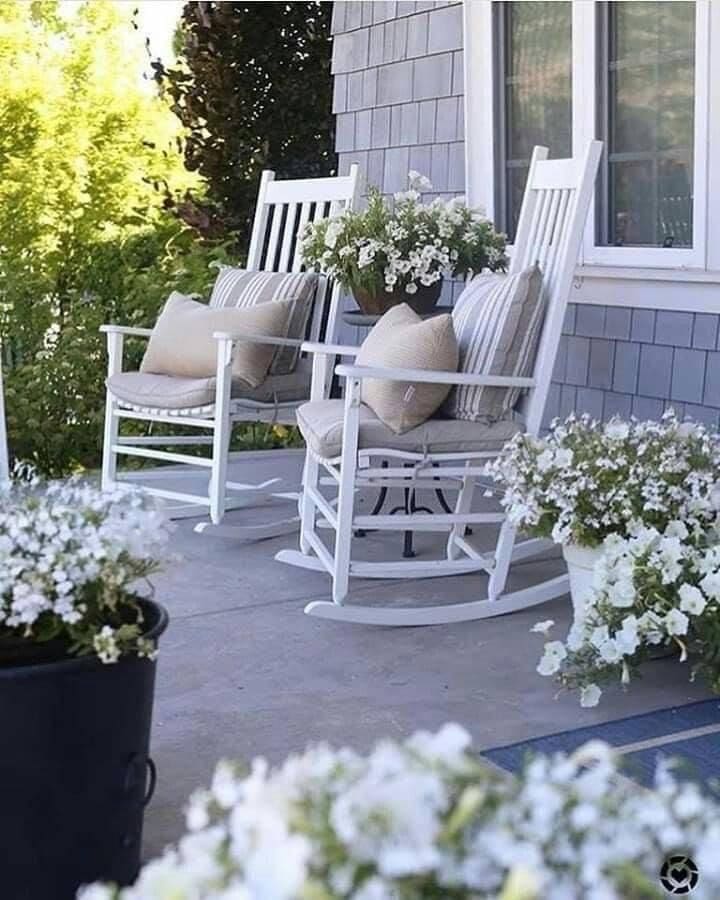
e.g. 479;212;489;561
571;272;720;314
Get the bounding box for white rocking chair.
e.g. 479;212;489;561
276;142;603;625
100;166;360;538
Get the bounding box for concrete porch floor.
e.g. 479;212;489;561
137;449;711;859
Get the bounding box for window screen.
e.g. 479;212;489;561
597;2;695;248
495;1;572;240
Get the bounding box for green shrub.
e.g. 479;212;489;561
3;221;301;477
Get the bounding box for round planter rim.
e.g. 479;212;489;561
0;598;168;680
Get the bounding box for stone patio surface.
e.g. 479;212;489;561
139;449;710;858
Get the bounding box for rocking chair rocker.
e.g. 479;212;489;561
276;142;603;625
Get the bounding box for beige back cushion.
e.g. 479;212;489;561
443;265;545;422
140;292;292;389
354;304;459;435
209;268;319;374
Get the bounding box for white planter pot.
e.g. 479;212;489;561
562;543;604;624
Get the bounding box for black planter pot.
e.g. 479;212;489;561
0;599;168;900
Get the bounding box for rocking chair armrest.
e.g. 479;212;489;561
301;341;360;358
212;330;303;348
335;363;535;389
100;324;153;338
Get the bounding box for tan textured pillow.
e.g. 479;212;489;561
355;304;459;434
140;292;292;388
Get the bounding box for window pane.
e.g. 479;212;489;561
498;2;572;239
599;2;695;248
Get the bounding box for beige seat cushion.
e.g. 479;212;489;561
354;304;459;435
107;361;311;411
107;372;216;410
140;292;293;388
297;399;522;459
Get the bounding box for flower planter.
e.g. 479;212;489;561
352;279;443;316
562;543;603;624
0;598;168;900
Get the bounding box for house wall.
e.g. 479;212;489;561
331;1;720;427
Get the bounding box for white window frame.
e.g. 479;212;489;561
464;0;713;272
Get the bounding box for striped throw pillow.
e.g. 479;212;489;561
443;265;545;422
209;268;319;375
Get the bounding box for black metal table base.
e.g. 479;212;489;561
356;461;456;558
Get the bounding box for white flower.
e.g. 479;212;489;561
597;639;621;664
77;887;114;900
499;865;541;900
700;569;720;600
604;420;629;441
186;790;212;832
407;170;433;191
530;620;554;636
393;189;420;203
404;282;418;294
324;219;344;249
554;448;573;468
665;608;689;636
535;449;555;473
93;626;121;665
580;684;602;707
537;641;566;676
615;616;640;655
0;477;170;664
212;760;244;809
352;876;398;900
407;722;471;764
678;583;707;615
81;724;720;900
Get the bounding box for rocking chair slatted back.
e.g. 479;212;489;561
245;166;360;349
510;141;603;435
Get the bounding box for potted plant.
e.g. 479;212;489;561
533;519;720;707
485;412;720;624
300;171;507;316
0;472;170;899
82;724;720;899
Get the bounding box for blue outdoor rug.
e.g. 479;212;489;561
483;699;720;788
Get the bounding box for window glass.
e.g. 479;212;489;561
599;2;695;248
497;2;572;239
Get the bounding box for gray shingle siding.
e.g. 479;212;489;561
332;1;463;196
332;2;720;427
547;305;720;429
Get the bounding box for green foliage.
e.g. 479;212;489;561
0;0;314;476
0;0;219;475
154;1;335;242
4;222;234;475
